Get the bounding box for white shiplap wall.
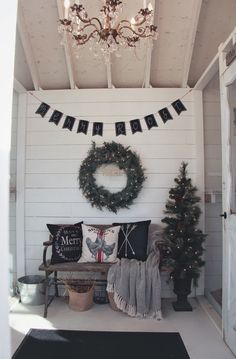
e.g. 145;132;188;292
24;88;203;297
9;90;18;293
203;74;223;294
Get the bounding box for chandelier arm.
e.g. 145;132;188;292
78;22;100;33
88;17;103;30
117;17;148;29
74;11;103;30
119;25;152;38
73;29;100;45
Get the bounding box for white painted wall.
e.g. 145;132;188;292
0;1;17;357
203;74;223;295
23;88;204;297
9;91;18;294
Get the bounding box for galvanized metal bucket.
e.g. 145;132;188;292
17;275;45;305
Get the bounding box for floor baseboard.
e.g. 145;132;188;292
196;295;222;335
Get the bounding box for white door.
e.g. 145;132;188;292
220;58;236;356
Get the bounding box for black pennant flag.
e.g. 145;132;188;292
144;114;158;130
77;120;89;134
171;99;187;115
158;108;173;123
130;119;142;134
115;122;126;136
93;122;103;136
63;116;75;131
35;102;50;117
49;110;63;125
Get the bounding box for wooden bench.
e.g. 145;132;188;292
39;236;113;317
39;223;162;317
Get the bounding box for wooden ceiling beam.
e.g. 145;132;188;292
144;40;153;88
17;4;40;91
106;55;113;89
56;0;77;89
181;0;202;88
14;78;26;93
144;0;156;88
194;53;219;90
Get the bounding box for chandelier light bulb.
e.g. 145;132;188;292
148;3;153;11
131;17;136;29
64;0;70;19
64;0;70;8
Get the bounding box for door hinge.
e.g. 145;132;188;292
220;212;227;219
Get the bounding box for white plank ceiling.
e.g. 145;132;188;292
14;0;236;90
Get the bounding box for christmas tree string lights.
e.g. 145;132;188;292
161;162;206;286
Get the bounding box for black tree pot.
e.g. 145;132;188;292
172;277;193;311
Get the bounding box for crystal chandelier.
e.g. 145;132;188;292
58;0;158;58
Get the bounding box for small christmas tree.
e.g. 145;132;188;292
161;162;206;286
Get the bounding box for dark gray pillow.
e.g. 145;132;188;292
112;220;151;261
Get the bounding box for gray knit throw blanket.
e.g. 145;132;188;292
106;239;162;319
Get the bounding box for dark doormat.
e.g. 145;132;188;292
12;329;190;359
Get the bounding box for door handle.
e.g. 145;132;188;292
220;212;227;219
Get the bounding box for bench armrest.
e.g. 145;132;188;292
43;240;53;246
43;236;53;267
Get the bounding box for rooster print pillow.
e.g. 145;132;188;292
79;224;120;263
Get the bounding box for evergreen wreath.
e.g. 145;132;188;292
79;142;146;213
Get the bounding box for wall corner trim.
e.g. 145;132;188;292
16;93;27;278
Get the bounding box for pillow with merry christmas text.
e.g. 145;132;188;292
47;223;83;264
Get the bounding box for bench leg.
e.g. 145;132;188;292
54;271;59;297
44;272;50;318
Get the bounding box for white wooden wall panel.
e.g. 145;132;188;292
203;74;223;295
26;131;196;146
25;173;194;189
9;91;18;294
24;88;203;297
25;158;197;174
27;116;195;132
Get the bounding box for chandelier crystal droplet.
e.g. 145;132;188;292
58;0;158;59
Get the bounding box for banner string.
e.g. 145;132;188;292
28;88;193;125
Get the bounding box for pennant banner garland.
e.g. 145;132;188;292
115;122;126;136
144;114;158;130
93;122;103;137
130;119;142;134
171;99;187;115
77;120;89;134
63;116;76;131
49;110;63;125
158;108;173;123
35;102;50;117
33;91;190;137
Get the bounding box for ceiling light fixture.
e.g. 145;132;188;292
58;0;158;60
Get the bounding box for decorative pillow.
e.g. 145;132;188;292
47;223;83;264
79;224;120;263
112;220;151;261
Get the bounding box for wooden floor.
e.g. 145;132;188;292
10;297;235;359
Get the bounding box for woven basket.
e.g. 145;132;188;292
66;281;94;312
107;291;120;312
